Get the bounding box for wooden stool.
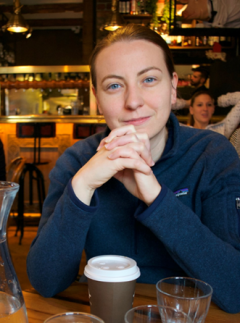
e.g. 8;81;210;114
13;123;56;244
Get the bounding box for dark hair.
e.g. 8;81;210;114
189;90;215;126
90;24;175;89
192;66;209;82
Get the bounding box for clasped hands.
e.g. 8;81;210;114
72;125;161;206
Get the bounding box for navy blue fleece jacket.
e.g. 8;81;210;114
27;113;240;313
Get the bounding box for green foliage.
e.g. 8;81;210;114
145;0;158;26
161;0;175;26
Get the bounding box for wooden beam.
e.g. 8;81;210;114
82;0;94;64
0;3;84;14
26;19;83;27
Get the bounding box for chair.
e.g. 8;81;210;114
73;123;107;139
229;125;240;158
73;123;93;139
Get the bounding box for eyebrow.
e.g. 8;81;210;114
101;67;163;84
137;66;162;76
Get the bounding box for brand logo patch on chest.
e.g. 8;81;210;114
174;188;189;197
236;197;240;209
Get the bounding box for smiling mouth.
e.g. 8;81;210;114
123;116;150;126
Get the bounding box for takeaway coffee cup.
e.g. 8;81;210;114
84;255;140;323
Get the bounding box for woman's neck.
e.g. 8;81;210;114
194;120;208;129
150;126;168;163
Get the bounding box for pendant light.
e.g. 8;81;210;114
4;0;29;33
103;0;125;31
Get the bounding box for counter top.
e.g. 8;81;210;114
0;115;106;124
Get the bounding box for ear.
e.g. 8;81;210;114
200;77;205;85
92;85;103;114
189;106;194;115
171;72;178;105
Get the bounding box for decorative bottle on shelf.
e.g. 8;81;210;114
0;182;28;322
126;0;130;13
131;0;137;14
119;0;124;13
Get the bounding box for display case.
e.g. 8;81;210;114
0;65;98;121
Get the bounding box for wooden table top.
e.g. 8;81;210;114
24;282;240;323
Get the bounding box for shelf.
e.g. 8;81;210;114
169;27;240;36
170;46;212;50
122;14;152;20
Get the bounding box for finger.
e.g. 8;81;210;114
113;155;152;175
135;133;151;152
107;143;154;166
104;132;151;159
97;137;108;151
97;125;136;150
105;132;139;149
105;125;136;143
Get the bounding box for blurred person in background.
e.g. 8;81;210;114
190;66;209;95
180;0;240;28
188;91;215;129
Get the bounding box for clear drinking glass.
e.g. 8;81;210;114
43;312;105;323
125;304;191;323
0;181;28;322
156;277;213;323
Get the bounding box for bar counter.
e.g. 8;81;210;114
0;115;105;124
0;114;223;124
24;282;240;323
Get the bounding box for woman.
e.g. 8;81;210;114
188;91;215;129
27;24;240;313
173;91;240;140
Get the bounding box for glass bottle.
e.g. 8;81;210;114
0;182;28;322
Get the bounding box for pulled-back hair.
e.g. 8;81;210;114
189;90;215;126
90;24;175;89
190;90;215;106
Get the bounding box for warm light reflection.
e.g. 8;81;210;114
104;25;122;31
7;26;28;33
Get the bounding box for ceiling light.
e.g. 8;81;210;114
4;0;29;33
103;0;125;31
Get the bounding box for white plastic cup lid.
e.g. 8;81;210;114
84;255;141;282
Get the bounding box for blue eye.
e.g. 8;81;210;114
108;84;120;90
144;77;155;83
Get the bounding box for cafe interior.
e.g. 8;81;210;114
0;0;240;322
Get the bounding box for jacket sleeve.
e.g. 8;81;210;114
26;145;98;297
135;140;240;313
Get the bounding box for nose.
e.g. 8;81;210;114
125;85;144;110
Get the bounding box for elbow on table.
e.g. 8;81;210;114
214;295;240;314
27;267;67;298
27;275;65;298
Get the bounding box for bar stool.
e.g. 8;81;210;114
7;156;26;244
15;122;56;244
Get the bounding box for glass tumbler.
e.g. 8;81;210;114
44;312;105;323
156;277;213;323
125;304;191;323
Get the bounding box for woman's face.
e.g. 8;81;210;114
189;94;215;128
93;39;178;143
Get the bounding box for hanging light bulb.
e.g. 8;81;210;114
4;0;29;33
103;0;125;31
26;28;32;38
